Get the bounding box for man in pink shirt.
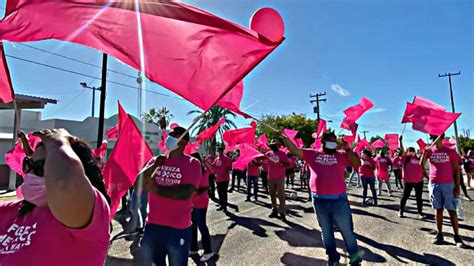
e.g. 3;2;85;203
421;133;465;247
212;147;233;212
266;140;290;221
282;131;362;265
138;126;202;265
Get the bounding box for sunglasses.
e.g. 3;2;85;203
23;157;45;176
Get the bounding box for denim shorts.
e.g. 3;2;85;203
428;182;455;210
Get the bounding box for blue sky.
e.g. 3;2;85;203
2;0;473;146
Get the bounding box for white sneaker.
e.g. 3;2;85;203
200;252;215;262
189;251;199;256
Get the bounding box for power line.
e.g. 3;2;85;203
16;43;137;79
6;54;185;100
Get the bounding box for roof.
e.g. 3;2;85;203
0;94;57;110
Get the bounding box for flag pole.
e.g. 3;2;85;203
401;124;407;136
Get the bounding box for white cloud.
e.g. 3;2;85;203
331;84;350;96
368;108;386;114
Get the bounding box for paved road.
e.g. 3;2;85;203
106;179;474;265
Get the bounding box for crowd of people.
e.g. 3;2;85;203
0;127;472;266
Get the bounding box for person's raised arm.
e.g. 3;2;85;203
281;134;303;160
18;130;34;156
399;135;405;155
34;129;94;229
340;140;361;168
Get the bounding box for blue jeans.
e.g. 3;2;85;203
312;196;361;263
347;170;360;186
361;177;377;205
191;208;212;254
247;176;259;200
138;224;191;266
129;188;148;231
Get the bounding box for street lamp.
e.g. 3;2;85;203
80;82;102;117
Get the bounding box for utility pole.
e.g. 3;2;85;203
310;92;327;124
438;71;461;153
80;82;101;117
97;53;108;148
362;130;369;139
137;71;143;119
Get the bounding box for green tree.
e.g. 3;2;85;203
142;107;174;129
187;106;237;154
257;113;317;147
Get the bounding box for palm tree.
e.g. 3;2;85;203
188;106;237;153
142;107;174;129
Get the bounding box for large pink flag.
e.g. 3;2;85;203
413;96;446;111
315;119;327;139
402;97;447;123
4;134;41;176
196;118;226;143
384;134;399;151
217;81;251;118
406;104;461;135
223;126;256;147
256;134;270;150
0;43;14;103
0;1;283;110
231;144;263;171
354;138;371;154
103;115;153;220
105;101;127;140
283;129;298;140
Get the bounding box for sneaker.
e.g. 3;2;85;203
245;198;251;202
418;214;426;219
189;251;199;256
268;211;279;218
454;235;466;248
200;252;215;262
388;193;393;197
280;214;288;222
432;233;444;245
399;212;404;218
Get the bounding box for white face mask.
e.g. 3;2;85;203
165;136;179;152
324;141;337;150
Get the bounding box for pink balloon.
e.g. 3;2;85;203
250;7;284;43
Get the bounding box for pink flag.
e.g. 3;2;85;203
157;130;168;153
344;135;356;145
256;134;270;150
384;134;399;151
314;119;327;139
0;43;14;103
413;96;446;111
217;81;251;118
284;129;298;140
408;105;461;135
372;139;386;149
311;139;322;149
92;140;108;160
442;138;456;149
340;118;359;136
231;144;263;171
4;134;41;176
342;97;374;123
402;97;447;123
184;141;201;155
105;101;127;140
0;1;283;110
196;118;226;143
223;126;256;147
416;138;427;151
295;138;304;148
103;115;153;220
354;138;371;154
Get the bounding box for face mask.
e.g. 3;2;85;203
21;173;48;207
324;141;337;150
165;136;179;152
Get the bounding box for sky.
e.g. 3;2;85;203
2;0;473;147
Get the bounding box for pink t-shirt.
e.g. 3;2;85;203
375;155;392;180
287;157;297;169
213;155;232;182
427;146;457;184
266;150;289;180
247;160;260;177
303;149;350;195
359;157;376;178
147;155;201;229
392;156;403;169
402;156;424;183
193;168;210;209
262;158;270;172
0;189;110;266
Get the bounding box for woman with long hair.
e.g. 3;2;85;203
0;129;111;266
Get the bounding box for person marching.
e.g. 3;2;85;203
398;136;425;218
392;149;404;189
282;131;363;265
138;126;202;265
421;134;466;247
266;140;290;221
375;150;393;196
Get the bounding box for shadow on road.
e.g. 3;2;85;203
356;233;456;265
225;211;286;237
280;252;327;265
349;204;399;224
